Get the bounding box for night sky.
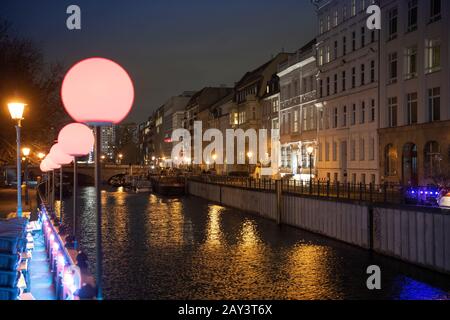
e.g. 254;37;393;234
1;0;316;123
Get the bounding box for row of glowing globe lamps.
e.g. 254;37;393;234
8;57;134;300
41;57;134;300
39;123;95;173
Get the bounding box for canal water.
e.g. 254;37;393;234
61;186;450;300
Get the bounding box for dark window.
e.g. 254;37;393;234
428;87;441;122
407;0;418;32
430;0;441;22
352;31;356;51
342;71;346;91
351;67;356;88
370;60;375;82
360;64;365;86
361;26;365;47
388;7;398;40
343;36;347;55
406;92;418;125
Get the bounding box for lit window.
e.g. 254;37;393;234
425;39;441;73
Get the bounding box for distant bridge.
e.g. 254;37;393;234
2;164;150;185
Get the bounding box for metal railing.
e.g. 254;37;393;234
189;175;441;207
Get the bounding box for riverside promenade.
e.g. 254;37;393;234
0;188;37;219
0;187;55;300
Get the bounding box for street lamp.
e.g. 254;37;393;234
8;102;26;218
37;152;46;160
58;123;95;250
61;57;134;300
307;146;314;194
118;153;124;165
22;147;31;206
49;143;74;224
212;153;217;171
247;151;253;175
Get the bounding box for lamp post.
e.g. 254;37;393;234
8;102;26;218
22;147;31;206
61;57;134;300
212;153;217;172
307;146;314;194
49;143;74;224
44;156;61;211
58;123;95;250
247;151;253;176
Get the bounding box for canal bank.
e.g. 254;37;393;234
60;186;450;300
186;179;450;276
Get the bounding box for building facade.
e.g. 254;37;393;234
100;125;117;163
278;40;318;180
230;53;289;173
183;87;233;171
379;0;450;186
313;0;380;185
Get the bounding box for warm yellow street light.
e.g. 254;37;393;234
307;146;314;155
37;152;46;160
8;101;27;217
212;154;217;161
247;151;253;159
22;147;31;157
8;102;26;122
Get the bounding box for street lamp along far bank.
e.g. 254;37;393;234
61;57;135;300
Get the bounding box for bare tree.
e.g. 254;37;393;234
0;19;70;164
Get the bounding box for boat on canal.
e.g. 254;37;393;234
150;176;185;196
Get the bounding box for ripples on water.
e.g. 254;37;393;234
61;187;450;300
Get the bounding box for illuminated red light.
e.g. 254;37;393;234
61;57;135;124
58;123;95;157
40;161;51;172
44;156;61;170
48;143;74;165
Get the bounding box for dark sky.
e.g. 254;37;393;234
1;0;317;123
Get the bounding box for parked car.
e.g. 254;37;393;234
438;192;450;209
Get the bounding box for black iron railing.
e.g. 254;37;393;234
189;175;441;207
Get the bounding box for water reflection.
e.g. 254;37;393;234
60;187;450;300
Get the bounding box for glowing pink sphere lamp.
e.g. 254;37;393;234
40;161;51;172
44;156;61;170
61;57;135;125
58;123;94;156
48;143;74;165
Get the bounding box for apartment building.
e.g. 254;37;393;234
183;87;233;171
313;0;380;184
379;0;450;186
231;53;289;173
278;40;318;180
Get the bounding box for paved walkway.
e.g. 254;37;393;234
0;188;37;219
28;231;56;300
1;188;55;300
